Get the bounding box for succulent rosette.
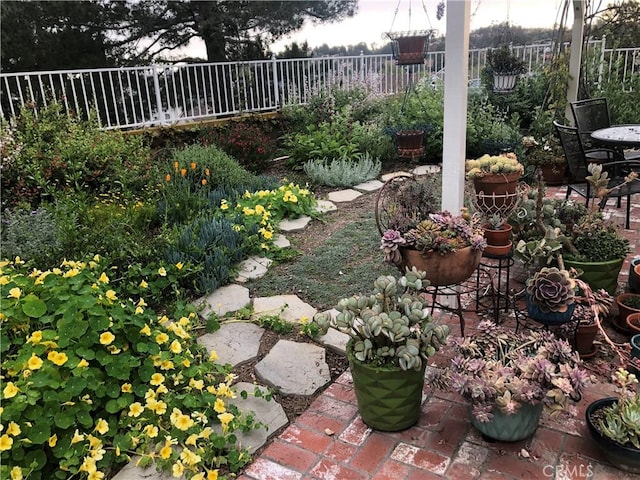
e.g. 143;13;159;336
526;267;576;313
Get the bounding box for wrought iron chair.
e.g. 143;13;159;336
555;122;639;229
570;97;640;161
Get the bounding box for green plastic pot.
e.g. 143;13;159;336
470;402;543;442
563;257;625;295
347;342;426;432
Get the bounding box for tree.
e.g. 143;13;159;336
587;0;640;48
123;0;358;62
0;0;124;72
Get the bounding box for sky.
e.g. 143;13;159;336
183;0;570;57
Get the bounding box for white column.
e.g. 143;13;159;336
566;0;584;124
441;0;471;212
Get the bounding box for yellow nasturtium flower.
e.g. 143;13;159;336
47;351;68;366
99;332;115;346
0;434;13;451
8;287;21;299
10;466;22;480
94;419;109;435
140;324;151;336
158;267;167;277
27;354;43;370
98;272;109;284
150;373;165;386
6;422;21;436
105;290;117;301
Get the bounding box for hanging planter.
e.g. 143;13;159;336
485;45;526;93
385;30;433;66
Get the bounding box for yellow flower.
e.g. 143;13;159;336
47;351;68;366
71;430;85;444
185;433;199;446
220;201;229;210
150;373;165;386
63;268;80;278
48;434;58;447
201;178;207;186
182;359;191;368
121;383;132;393
180;448;201;466
143;425;159;438
99;332;115;345
217;412;234;428
0;276;7;285
213;398;226;414
152;400;167;415
156;384;168;395
10;466;22;480
216;383;236;399
205;168;210;176
27;354;43;370
180;168;187;176
156;332;169;344
139;324;151;336
94;418;109;435
159;445;172;459
189;378;203;390
87;434;102;449
0;434;13;451
172;460;185;477
139;279;149;289
173;413;194;431
190;162;196;170
87;471;104;480
207;470;219;480
135;306;144;315
209;350;219;362
165;173;171;181
128;402;144;417
174;161;179;171
6;422;20;436
8;287;21;299
77;358;89;368
175;261;183;270
98;272;109;284
169;340;182;354
158;267;167;277
105;290;117;301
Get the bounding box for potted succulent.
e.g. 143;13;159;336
485;45;526;92
570;286;615;358
616;293;640;334
466;153;524;208
562;210;630;295
522;135;566;186
525;266;576;325
586;368;640;473
432;321;588;442
312;268;450;431
482;213;513;256
380;209;486;286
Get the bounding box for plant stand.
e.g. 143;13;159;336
476;249;514;323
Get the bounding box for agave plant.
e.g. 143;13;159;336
312;268;449;371
526;267;576;313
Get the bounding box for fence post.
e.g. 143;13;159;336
152;65;164;124
360;51;365;83
598;35;607;87
271;55;280;108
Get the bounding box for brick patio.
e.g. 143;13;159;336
239;187;639;480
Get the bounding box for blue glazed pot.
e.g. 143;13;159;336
526;296;576;326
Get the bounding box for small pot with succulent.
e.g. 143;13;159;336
586;368;640;473
525;266;577;325
616;293;640;334
431;321;588;442
312;268;450;431
482;213;512;248
569;286;615;358
380;209;486;287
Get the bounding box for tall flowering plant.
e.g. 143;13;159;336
0;256;264;480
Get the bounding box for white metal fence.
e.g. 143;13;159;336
1;40;638;131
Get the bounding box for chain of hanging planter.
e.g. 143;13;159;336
383;0;438;161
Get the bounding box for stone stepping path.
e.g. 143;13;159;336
116;165;441;479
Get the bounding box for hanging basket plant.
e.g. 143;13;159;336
385;30;434;66
485;45;526;93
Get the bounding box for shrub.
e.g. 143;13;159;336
203;121;277;173
466;93;522;157
0;208;62;268
0;256;264;480
303;153;381;187
1;103;152;210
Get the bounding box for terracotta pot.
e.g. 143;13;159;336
538;164;566;186
484;241;513;257
573;322;599;358
616;293;640;330
483;223;512;247
627;313;640;334
394;35;428;66
400;246;482;287
629;258;640;294
396;130;425;160
473;172;521;210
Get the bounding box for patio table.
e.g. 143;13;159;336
591;124;640;149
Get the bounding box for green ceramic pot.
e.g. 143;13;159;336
563;257;624;295
470;402;543;442
347;342;426;432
